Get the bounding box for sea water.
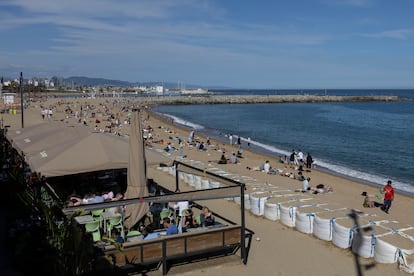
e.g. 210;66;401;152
153;90;414;195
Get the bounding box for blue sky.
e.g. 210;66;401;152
1;0;414;89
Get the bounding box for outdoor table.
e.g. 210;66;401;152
74;215;94;224
143;229;167;240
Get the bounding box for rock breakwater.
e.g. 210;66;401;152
140;94;404;105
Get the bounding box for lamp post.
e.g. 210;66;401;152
19;72;24;128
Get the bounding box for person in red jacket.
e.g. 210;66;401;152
381;180;395;214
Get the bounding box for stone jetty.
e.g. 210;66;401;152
132;94;405;105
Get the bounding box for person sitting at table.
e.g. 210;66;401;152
200;206;215;227
102;190;114;201
89;192;105;204
113;192;124;201
163;217;178;235
182;209;197;232
66;196;82;207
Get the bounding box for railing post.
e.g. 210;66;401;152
240;183;247;264
162;239;167;275
174;162;179;192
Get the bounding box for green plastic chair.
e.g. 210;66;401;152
160;209;171;221
107;215;124;239
181;208;190;217
85;221;101;242
126;230;141;237
126;230;141;241
91;209;104;227
91;209;104;217
195;214;201;226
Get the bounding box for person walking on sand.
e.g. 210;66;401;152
381;180;394;214
306;152;313;169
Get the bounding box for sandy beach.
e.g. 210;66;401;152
2;98;413;275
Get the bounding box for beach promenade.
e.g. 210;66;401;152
1;97;413;275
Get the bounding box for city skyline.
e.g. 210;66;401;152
1;0;414;89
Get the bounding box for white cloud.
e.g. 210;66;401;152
358;29;413;39
325;0;373;7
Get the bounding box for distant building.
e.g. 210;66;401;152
2;92;17;108
154;85;164;95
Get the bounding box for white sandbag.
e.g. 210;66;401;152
351;222;388;258
331;214;368;249
264;197;281;221
250;192;270;216
374;236;402;264
168;166;175;175
295;204;330;234
194;175;202;190
244;193;251;210
375;228;414;264
332;218;358;249
270;189;297;197
234;193;251;209
234;186;256;210
280;203;296;228
351;231;378;258
210;181;221;189
313;209;351;241
313;215;334;241
201;179;210;189
295;212;315;234
399;248;414;274
185;174;195;186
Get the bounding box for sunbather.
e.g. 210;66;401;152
361;192;375;208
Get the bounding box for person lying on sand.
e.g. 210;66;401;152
296;184;333;194
311;184;333;194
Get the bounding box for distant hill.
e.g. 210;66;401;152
63;76;219;89
64;76;135;87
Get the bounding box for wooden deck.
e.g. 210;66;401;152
102;225;251;275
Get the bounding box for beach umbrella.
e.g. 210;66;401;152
124;110;149;230
26;131;129;177
6;121;90;155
